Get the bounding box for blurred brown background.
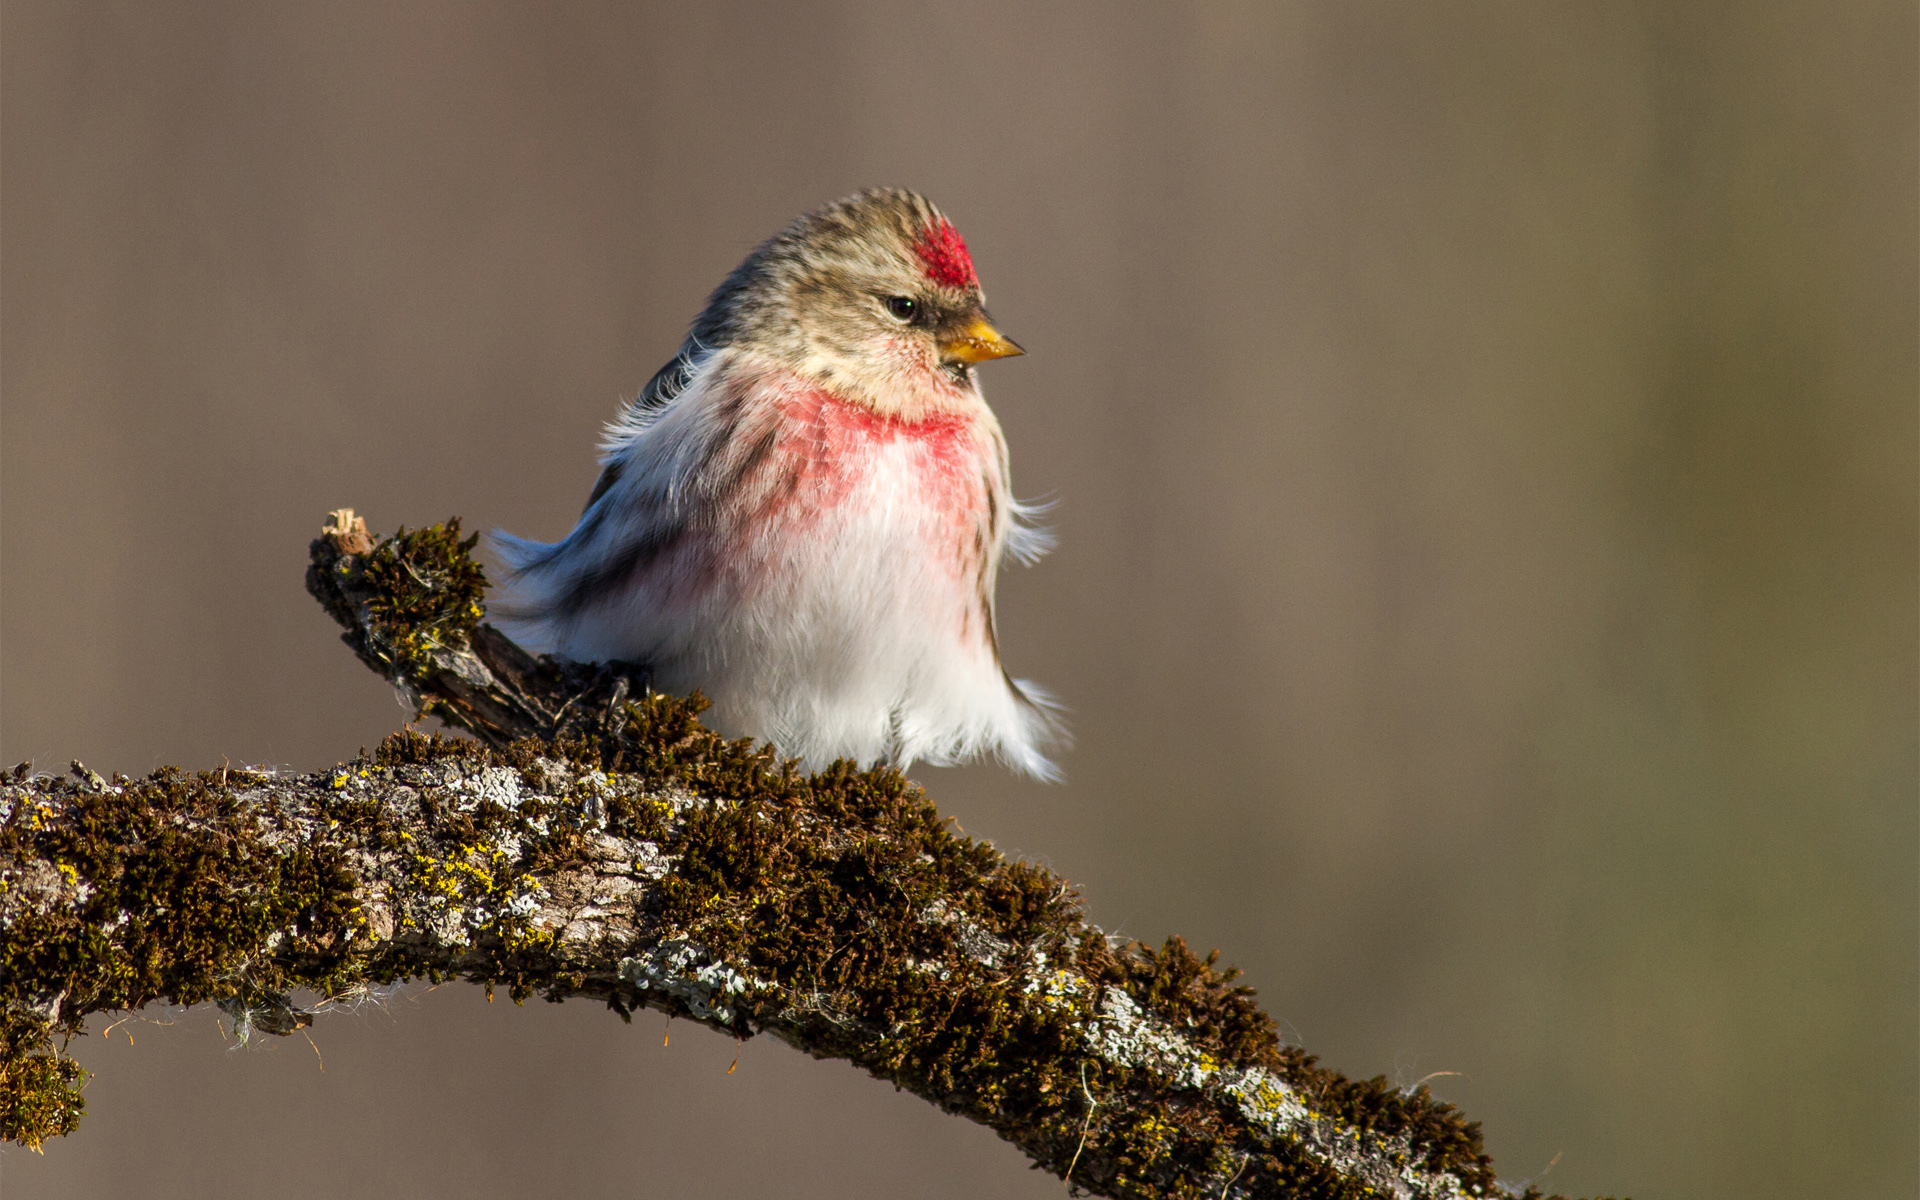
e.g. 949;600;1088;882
3;3;1913;1198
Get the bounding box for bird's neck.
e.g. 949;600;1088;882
759;342;983;423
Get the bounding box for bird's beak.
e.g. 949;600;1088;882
939;317;1025;364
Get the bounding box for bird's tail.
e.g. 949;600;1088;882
482;529;568;655
1001;675;1070;782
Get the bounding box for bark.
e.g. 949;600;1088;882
0;511;1596;1200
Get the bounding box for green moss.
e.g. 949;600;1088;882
0;766;366;1010
0;1015;84;1149
324;656;1541;1196
366;716;1518;1200
0;714;1567;1195
0;765;374;1147
308;518;488;677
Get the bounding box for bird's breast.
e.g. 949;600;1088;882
695;381;999;624
766;386;986;524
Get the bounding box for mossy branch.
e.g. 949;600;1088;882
0;511;1606;1200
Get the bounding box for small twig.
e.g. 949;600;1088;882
1065;1061;1099;1189
302;1030;325;1072
1219;1153;1248;1199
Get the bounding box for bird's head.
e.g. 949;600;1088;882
693;189;1023;418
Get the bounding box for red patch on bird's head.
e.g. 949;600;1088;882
913;218;978;290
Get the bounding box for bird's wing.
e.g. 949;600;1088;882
492;349;736;648
584;341;708;514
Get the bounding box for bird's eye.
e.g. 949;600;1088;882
884;296;918;321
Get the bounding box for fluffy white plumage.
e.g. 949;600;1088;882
490;344;1060;777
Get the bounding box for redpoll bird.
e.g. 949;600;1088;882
490;189;1061;778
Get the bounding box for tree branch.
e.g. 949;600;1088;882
0;511;1599;1200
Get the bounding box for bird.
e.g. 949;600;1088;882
489;188;1062;778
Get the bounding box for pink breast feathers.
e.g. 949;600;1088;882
912;218;978;291
766;388;988;562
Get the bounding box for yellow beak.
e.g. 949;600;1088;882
940;317;1026;364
